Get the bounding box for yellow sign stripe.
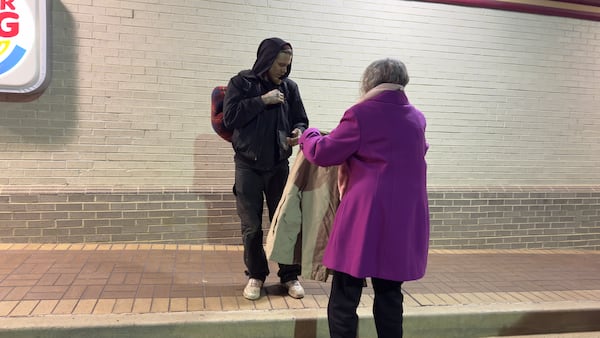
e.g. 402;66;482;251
0;40;9;55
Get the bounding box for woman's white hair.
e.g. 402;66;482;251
360;58;409;95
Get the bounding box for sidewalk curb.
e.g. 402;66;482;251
0;301;598;338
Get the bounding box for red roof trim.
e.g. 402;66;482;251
416;0;600;21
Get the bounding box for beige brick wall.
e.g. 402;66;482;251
1;0;599;188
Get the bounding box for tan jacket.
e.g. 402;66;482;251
266;151;339;282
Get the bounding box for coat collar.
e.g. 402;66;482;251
358;83;404;104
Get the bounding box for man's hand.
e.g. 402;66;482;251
287;128;302;146
261;89;285;105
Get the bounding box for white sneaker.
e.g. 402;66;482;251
284;280;305;299
243;278;263;300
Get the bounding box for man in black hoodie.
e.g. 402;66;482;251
223;37;309;300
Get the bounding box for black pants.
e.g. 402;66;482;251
328;271;404;338
234;160;300;283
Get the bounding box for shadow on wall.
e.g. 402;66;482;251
193;134;236;191
0;1;77;145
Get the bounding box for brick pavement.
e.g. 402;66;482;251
0;244;599;337
0;243;598;316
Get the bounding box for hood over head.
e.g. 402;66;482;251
252;37;293;79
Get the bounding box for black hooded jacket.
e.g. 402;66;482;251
223;38;309;169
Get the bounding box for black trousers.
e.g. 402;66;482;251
234;160;300;283
328;271;404;338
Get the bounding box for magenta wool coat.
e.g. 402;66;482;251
299;89;430;282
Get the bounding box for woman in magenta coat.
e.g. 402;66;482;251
299;58;430;338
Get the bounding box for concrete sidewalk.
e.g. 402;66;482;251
0;244;598;337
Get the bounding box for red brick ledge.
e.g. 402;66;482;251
416;0;600;21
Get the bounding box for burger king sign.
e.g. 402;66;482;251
0;0;49;94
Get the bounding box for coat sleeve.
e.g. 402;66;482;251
299;109;360;167
286;80;309;132
265;188;303;265
223;76;265;129
265;157;304;265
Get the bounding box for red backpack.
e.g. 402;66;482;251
211;86;233;142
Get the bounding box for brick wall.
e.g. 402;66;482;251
1;184;599;249
428;187;600;249
1;1;599;247
1;1;599;188
0;186;240;245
